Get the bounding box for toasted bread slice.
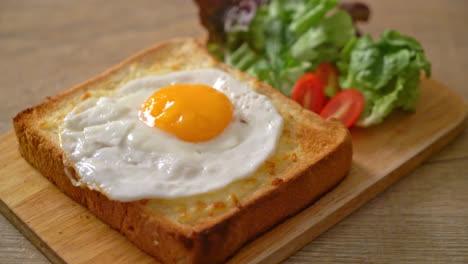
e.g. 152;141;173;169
13;38;352;264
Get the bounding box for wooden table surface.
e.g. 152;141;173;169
1;0;467;263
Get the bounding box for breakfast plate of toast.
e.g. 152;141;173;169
0;1;467;264
0;38;466;264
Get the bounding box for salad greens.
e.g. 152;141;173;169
338;30;431;126
202;0;360;96
195;0;431;127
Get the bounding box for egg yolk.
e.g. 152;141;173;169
139;84;234;142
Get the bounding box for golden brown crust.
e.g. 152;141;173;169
191;134;351;264
13;38;352;264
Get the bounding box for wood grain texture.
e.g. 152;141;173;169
0;0;467;263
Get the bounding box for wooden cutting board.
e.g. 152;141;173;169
0;78;466;264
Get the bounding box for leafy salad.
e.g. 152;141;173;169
195;0;431;127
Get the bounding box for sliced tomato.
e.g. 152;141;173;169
315;62;340;98
320;89;365;128
291;73;325;113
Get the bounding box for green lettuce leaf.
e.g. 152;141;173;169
322;9;356;47
289;0;339;35
338;30;431;127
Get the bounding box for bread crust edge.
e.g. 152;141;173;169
13;38;352;264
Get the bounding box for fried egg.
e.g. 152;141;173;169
60;69;283;201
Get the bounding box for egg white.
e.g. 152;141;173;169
60;69;283;201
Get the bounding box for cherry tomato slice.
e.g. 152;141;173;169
291;73;325;113
320;89;365;128
315;62;340;97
